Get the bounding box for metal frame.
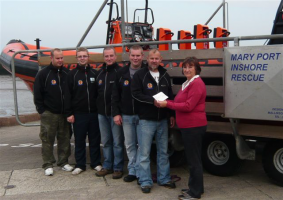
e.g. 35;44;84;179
77;0;109;47
205;0;227;28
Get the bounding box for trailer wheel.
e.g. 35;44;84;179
262;141;283;186
202;134;243;176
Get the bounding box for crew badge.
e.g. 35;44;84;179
51;80;57;85
147;83;153;89
78;80;83;85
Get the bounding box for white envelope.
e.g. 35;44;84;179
153;92;168;101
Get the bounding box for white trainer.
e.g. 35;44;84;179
45;168;53;176
72;168;83;175
94;165;102;172
62;164;74;172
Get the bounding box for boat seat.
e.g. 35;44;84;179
156;28;174;51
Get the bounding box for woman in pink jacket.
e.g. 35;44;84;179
158;57;207;200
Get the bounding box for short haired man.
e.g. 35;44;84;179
64;47;102;175
95;47;124;179
131;49;176;193
34;48;73;176
112;45;146;182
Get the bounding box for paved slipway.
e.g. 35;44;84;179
1;125;283;199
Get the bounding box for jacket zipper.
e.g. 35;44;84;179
85;67;90;113
104;69;108;115
57;69;63;114
157;79;160;120
132;98;135;115
157;73;166;120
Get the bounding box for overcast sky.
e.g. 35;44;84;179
0;0;281;51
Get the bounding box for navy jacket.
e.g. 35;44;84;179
131;65;174;120
34;63;69;114
111;62;146;117
96;62;120;116
64;64;98;117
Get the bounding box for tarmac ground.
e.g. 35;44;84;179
0;123;282;200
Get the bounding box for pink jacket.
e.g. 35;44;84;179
167;78;207;128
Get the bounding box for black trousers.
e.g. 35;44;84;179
180;126;207;198
73;113;101;170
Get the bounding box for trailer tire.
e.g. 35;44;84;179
202;134;243;176
262;141;283;186
150;144;186;168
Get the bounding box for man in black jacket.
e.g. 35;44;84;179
131;49;176;193
95;47;124;179
64;47;101;175
111;45;145;182
34;48;73;176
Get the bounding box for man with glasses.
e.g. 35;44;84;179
65;47;102;175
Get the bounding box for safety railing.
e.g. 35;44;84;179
10;34;283;126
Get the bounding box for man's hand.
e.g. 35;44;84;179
169;117;175;128
114;115;123;126
67;115;75;124
158;100;167;108
154;100;160;108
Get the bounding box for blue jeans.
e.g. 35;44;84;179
138;119;171;187
98;114;124;171
122;114;139;176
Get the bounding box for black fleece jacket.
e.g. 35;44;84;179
131;65;174;121
111;62;146;117
64;64;98;116
96;62;121;116
33;63;69;114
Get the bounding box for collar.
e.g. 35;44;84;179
145;65;167;75
122;62;147;79
102;62;119;72
182;75;200;90
77;64;90;71
49;63;63;72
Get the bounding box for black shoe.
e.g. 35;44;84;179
160;181;176;189
123;175;137;182
178;194;199;200
137;177;141;185
181;189;204;195
141;186;151;193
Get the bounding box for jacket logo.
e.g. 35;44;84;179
123;80;129;86
161;85;166;87
98;80;103;85
110;81;115;83
90;77;95;83
51;80;57;85
78;80;83;85
147;83;153;89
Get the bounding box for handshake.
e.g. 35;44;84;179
153;92;168;108
154;100;167;108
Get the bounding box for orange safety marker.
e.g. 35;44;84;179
156;28;174;51
178;30;193;50
213;27;230;48
193;24;212;49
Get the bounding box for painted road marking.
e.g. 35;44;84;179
0;143;97;148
